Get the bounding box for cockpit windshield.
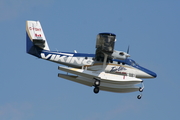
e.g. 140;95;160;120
129;59;138;66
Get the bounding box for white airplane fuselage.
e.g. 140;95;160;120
39;51;157;79
37;50;156;93
26;21;157;97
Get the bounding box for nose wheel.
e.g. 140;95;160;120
137;94;142;99
93;78;100;94
139;87;144;92
93;87;99;94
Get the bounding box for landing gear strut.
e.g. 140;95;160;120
93;78;100;94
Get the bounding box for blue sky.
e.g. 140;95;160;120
0;0;179;120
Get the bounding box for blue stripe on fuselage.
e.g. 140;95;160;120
39;50;157;78
112;58;157;78
124;59;157;78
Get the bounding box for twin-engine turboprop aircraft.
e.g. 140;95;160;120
26;21;157;99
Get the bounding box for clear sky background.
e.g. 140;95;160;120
0;0;179;120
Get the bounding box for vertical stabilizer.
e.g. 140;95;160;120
26;21;50;56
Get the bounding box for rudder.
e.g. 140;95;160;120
26;21;50;56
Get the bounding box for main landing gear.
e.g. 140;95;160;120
93;78;100;94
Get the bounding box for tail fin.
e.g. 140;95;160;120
26;21;50;57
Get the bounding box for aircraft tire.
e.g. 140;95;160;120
137;95;142;99
94;80;100;86
139;87;143;92
93;87;99;94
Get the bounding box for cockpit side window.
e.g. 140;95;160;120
130;59;138;66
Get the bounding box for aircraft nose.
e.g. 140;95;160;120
148;71;157;78
144;68;157;78
137;66;157;78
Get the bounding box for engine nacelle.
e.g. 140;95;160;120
112;50;130;60
96;33;116;54
95;33;130;60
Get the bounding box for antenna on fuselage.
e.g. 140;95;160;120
74;50;77;53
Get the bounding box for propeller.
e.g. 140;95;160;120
125;45;130;58
127;45;130;54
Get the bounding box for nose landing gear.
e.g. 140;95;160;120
139;87;144;92
137;94;142;99
93;78;100;94
94;87;99;94
94;79;100;86
137;81;144;99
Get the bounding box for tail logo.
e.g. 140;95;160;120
41;53;93;65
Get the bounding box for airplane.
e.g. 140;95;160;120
26;21;157;99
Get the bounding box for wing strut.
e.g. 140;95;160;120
102;53;108;70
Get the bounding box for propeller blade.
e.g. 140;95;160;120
127;45;130;54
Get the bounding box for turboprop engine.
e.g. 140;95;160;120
96;33;116;54
112;50;130;60
95;33;130;60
